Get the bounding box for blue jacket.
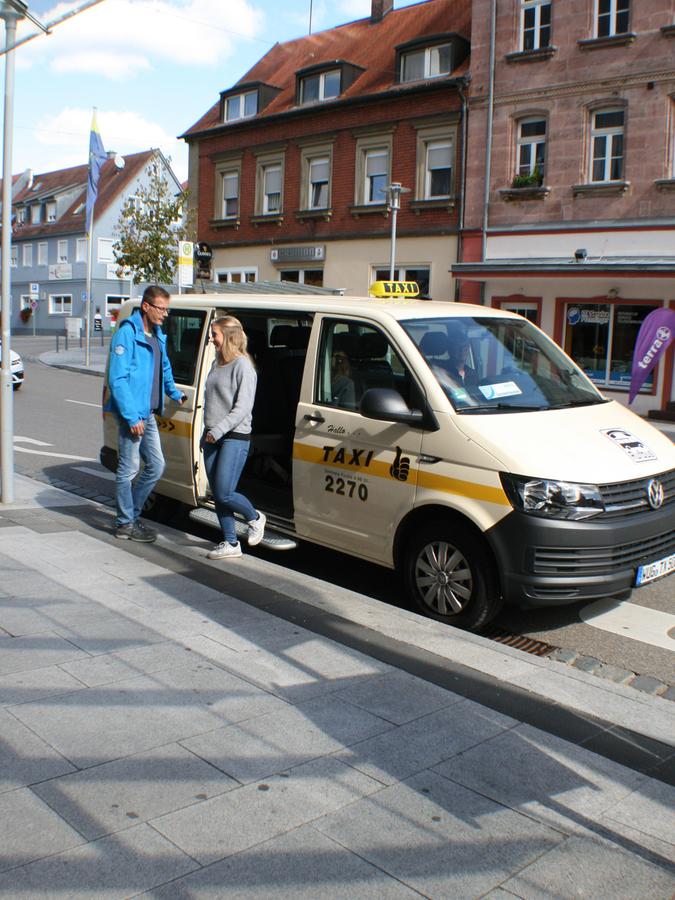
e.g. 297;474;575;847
105;309;182;427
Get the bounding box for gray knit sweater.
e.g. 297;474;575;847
203;356;256;441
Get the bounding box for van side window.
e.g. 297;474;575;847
165;310;207;385
316;319;417;410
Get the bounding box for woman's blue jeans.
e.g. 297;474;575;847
115;415;165;526
202;437;256;544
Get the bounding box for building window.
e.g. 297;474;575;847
216;268;257;284
49;294;72;315
222;171;239;218
517;118;546;178
76;238;87;262
401;43;451;82
300;69;340;104
255;157;283;215
30;204;41;225
46;201;57;223
521;1;551;50
22;244;32;267
105;294;128;317
425;141;452;198
308;157;330;209
596;0;630;37
57;240;68;263
563;301;658;390
279;269;324;286
590;109;624;182
38;242;48;265
364;149;389;204
10;246;17;267
15;207;25;225
374;265;430;297
20;295;31;311
225;90;257;122
98;238;114;263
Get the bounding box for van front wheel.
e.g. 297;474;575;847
401;522;501;632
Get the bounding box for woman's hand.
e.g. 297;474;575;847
204;431;216;444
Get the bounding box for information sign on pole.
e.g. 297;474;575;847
178;241;194;289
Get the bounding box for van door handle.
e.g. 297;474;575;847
304;413;325;423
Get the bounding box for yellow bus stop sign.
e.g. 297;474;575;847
369;280;419;298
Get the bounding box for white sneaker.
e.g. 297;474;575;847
247;512;266;547
207;541;242;560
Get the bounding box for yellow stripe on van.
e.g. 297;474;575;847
293;441;510;505
103;411;192;438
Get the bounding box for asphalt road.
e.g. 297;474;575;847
8;340;675;688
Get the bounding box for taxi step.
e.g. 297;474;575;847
188;507;298;551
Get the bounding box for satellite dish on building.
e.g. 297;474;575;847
113;154;125;170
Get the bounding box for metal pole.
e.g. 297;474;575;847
389;205;398;281
85;225;93;365
481;0;497;266
0;2;22;504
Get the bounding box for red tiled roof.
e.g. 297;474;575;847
183;0;470;138
10;150;157;238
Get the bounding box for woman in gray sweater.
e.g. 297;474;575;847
202;316;265;559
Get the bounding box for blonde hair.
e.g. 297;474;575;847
212;315;253;365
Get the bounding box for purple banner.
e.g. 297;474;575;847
629;308;675;403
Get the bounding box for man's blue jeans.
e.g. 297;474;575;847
202;437;256;544
115;415;165;526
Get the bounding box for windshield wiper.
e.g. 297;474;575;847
457;403;548;414
552;398;608;409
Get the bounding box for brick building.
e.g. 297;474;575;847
454;0;675;416
182;0;470;299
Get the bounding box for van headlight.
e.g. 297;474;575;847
500;473;604;520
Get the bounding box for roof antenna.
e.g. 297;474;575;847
308;0;313;35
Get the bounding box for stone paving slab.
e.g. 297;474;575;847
0;788;85;873
0;707;75;793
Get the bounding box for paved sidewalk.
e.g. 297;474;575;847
0;474;673;898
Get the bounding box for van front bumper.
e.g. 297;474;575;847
487;505;675;607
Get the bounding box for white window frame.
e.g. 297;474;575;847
364;149;389;205
57;240;68;263
105;293;129;317
225;90;257;122
263;164;281;214
10;245;17;267
308;156;330;209
520;0;552;51
424;140;453;199
16;207;25;225
22;243;32;267
222;170;239;218
401;43;451;83
300;69;341;104
46;201;57;223
30;204;41;225
516;117;547;177
97;238;115;263
254;151;285;216
590;108;624;182
595;0;630;38
354;132;393;206
49;294;72;315
215;267;258;285
278;268;324;286
20;294;31;311
76;238;87;263
38;242;48;265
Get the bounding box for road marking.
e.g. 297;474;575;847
65;399;100;408
14;435;52;446
13;445;95;462
74;465;115;482
581;598;675;652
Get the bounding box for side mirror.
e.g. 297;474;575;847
360;388;425;427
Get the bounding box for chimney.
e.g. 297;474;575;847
371;0;393;23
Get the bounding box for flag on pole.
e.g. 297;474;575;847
85;111;107;236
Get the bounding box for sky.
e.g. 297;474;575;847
5;0;421;185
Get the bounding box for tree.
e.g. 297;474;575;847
113;159;195;285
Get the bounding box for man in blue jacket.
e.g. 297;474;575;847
106;285;186;541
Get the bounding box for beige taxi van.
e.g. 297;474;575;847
101;291;675;631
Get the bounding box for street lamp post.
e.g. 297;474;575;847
385;182;410;282
0;0;26;504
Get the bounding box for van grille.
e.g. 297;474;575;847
532;529;675;575
599;468;675;518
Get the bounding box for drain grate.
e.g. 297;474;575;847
486;629;557;657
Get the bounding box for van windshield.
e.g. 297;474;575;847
401;316;607;413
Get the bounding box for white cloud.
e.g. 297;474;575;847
28;107;188;181
17;0;265;79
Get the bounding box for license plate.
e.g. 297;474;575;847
635;553;675;586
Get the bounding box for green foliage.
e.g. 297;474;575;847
511;165;543;189
113;160;195;285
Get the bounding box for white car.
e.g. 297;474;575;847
0;342;24;390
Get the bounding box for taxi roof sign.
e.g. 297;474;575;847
369;280;419;298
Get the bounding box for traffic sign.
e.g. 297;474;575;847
29;282;39;295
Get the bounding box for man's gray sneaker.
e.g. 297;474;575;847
114;522;157;543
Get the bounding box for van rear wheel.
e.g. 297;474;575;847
401;521;501;632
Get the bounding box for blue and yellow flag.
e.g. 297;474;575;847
85;111;107;235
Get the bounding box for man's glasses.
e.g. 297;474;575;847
144;300;169;314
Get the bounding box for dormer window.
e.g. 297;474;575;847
300;69;340;104
15;207;25;225
401;43;451;82
46;201;56;223
226;90;257;122
30;204;41;225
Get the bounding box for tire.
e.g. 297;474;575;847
401;520;502;632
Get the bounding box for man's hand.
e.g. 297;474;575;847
130;421;145;436
179;394;187;405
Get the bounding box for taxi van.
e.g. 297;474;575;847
101;291;675;631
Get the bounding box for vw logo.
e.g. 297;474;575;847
656;326;671;342
647;478;664;510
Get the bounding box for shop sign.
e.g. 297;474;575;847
49;264;72;280
270;245;325;263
